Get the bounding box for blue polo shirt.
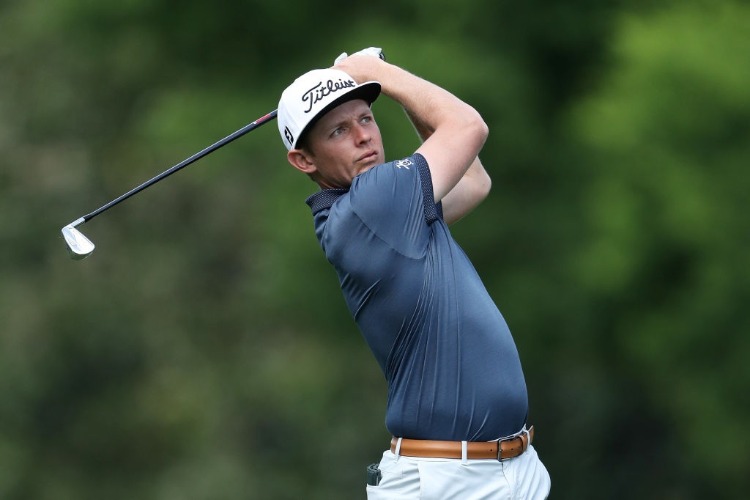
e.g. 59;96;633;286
306;153;528;441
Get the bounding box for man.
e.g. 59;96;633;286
277;48;551;499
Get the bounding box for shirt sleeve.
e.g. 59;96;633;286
412;153;444;224
348;153;442;256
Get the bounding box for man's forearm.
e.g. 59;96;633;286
376;63;481;143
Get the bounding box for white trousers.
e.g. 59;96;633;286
366;445;550;499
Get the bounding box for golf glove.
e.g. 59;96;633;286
335;47;384;65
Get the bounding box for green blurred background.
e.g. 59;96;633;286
1;0;748;498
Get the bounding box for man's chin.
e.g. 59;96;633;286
358;157;383;174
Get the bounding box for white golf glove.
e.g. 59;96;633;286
334;47;384;65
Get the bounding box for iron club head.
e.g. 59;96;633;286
61;218;95;260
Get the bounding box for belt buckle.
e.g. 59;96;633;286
496;438;507;462
496;426;530;462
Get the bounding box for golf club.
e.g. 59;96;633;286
61;109;278;260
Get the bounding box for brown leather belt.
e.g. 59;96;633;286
390;426;534;461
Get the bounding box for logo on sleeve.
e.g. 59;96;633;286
395;158;413;169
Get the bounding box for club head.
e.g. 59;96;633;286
61;218;95;260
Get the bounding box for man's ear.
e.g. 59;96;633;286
287;149;317;175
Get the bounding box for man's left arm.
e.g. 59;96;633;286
439;158;491;225
404;107;491;225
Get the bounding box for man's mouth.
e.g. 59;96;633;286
358;151;378;163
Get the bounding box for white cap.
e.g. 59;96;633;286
278;68;381;150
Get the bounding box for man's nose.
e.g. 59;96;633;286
354;124;371;144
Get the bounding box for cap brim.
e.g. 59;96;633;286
294;81;381;148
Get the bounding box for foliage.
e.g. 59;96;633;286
1;0;747;498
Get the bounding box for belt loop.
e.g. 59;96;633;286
521;427;530;452
394;437;403;458
461;441;468;464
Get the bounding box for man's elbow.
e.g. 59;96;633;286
468;110;490;149
473;117;491;199
478;118;490;145
477;168;492;201
467;160;492;204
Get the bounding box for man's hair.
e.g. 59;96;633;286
296;129;313;154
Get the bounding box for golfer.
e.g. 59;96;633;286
278;48;551;499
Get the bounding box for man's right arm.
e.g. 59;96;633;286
334;56;489;206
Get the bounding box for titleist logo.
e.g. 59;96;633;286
301;79;356;113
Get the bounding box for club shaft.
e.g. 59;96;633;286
82;109;278;222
